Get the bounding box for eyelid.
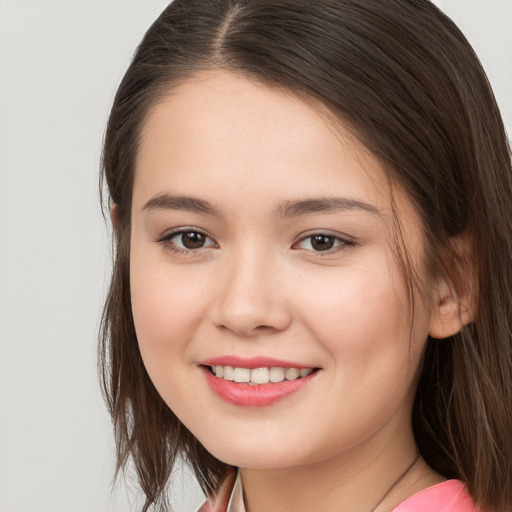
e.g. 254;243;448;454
154;227;355;255
292;230;355;253
155;226;218;253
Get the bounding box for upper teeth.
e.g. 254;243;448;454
211;366;313;384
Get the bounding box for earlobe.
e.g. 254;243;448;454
110;202;120;234
428;282;474;339
429;234;476;339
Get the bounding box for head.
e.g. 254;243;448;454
100;1;512;511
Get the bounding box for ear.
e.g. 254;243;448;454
428;236;476;339
110;202;120;234
428;281;474;339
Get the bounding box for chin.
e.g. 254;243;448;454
195;428;332;471
195;430;298;469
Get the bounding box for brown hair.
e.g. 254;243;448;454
100;1;512;510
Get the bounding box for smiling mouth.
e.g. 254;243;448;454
207;365;316;385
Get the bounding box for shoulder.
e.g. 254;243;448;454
392;480;481;512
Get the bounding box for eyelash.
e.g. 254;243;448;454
156;228;218;254
156;229;354;255
293;233;354;254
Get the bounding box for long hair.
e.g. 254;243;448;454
100;1;512;510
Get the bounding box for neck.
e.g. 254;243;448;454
240;421;443;512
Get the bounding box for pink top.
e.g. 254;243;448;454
197;471;480;512
392;479;479;511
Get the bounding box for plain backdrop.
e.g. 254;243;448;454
0;1;510;511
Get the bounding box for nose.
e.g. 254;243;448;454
210;248;293;337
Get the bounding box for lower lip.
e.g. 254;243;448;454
202;367;316;407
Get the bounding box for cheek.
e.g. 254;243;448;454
293;256;428;401
129;249;215;419
296;263;409;352
129;246;208;365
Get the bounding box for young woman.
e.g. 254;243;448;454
99;1;512;511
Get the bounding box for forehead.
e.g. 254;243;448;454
134;70;392;212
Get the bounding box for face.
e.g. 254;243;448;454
130;70;437;470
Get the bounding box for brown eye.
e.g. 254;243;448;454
159;229;217;252
180;231;207;249
310;234;335;251
295;233;350;253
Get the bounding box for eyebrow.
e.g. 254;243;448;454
142;193;381;217
274;197;381;217
142;194;223;216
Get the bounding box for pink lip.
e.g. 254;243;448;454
201;355;311;369
201;366;318;407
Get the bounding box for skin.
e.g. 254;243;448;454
129;70;463;511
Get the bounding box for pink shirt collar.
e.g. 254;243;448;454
198;471;480;512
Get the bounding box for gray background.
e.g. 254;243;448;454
0;1;510;511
